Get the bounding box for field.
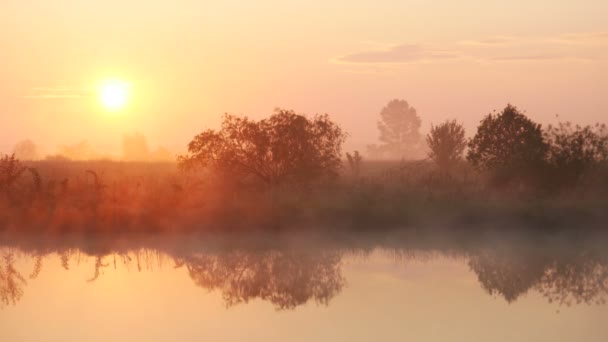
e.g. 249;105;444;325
1;159;607;234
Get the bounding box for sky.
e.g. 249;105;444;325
1;0;607;157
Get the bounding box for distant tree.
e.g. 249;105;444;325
544;122;608;186
13;139;38;160
150;146;174;162
368;99;422;159
179;109;346;187
345;151;363;178
426;120;466;174
57;140;98;160
122;133;150;161
467;104;548;185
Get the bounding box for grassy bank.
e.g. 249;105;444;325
0;160;607;233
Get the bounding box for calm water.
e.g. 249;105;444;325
1;231;607;341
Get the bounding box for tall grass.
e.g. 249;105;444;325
0;158;606;233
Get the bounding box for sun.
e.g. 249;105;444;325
99;80;130;111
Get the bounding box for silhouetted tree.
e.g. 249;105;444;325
467;104;548;186
368;99;422;159
13;139;38;160
122;132;150;161
544;122;608;186
426;120;466;175
179;109;346;187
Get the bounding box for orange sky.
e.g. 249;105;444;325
1;0;607;156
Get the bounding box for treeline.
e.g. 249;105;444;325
0;104;607;232
428;104;608;192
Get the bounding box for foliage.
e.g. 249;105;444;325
0;154;26;195
544;122;608;185
178;109;346;187
368;99;422;159
426;120;466;174
467;104;548;186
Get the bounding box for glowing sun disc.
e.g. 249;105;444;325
99;80;130;111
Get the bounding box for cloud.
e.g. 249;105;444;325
335;43;461;64
553;32;608;44
488;54;566;61
334;32;608;66
458;37;515;46
23;87;90;99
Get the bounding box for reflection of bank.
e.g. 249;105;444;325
1;230;608;310
0;246;346;310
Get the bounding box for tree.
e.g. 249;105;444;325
56;140;98;160
178;109;346;187
150;146;174;162
426;120;466;174
13;139;38;160
467;104;548;185
544;122;608;186
122;132;150;161
368;99;422;159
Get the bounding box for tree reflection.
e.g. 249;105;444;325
469;249;608;305
468;250;549;302
179;250;345;310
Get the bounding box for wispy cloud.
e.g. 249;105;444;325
488;54;567;62
458;37;516;46
23;87;90;99
552;32;608;44
333;32;608;66
335;43;461;64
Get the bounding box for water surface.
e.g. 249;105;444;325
1;231;607;341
